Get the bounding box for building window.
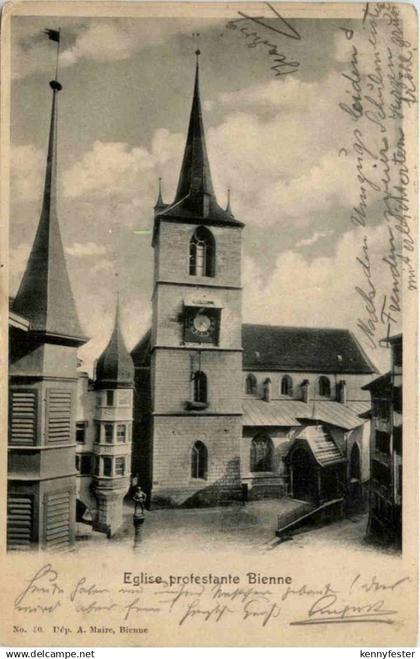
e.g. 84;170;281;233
349;443;361;481
375;430;391;454
115;457;125;476
189;227;215;277
76;421;87;444
117;424;127;443
118;390;131;407
104;424;113;444
246;374;257;395
193;371;208;404
95;423;101;443
76;453;92;475
103;457;112;477
281;375;293;396
106;390;114;407
318;376;331;397
251;433;273;472
94;456;100;476
373;398;390;421
191;441;208;479
394;426;402;455
393;386;402;414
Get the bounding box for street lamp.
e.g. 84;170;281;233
132;485;146;550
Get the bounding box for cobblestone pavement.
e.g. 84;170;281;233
76;499;398;556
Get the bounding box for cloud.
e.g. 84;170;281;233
295;231;332;248
11;145;44;202
9;243;31;296
243;224;398;372
65;242;107;257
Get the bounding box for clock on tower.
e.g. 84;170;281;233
184;306;221;344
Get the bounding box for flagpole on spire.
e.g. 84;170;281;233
44;28;62;89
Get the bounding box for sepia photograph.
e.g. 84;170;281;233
1;0;418;648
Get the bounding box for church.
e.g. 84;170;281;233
7;49;377;550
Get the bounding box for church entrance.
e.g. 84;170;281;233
290;448;319;503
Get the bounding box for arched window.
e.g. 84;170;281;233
281;375;293;396
193;371;207;404
318;376;331;397
246;373;257;395
191;441;208;479
189;227;215;277
251;433;273;472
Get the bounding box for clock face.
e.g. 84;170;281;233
190;312;215;337
184;306;220;344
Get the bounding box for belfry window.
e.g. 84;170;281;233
191;441;208;480
251;433;273;472
246;373;257;395
318;376;331;397
193;371;208;404
189;227;215;277
281;375;293;396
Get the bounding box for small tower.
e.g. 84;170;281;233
8;33;87;551
92;299;134;537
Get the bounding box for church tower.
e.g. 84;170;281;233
149;52;244;507
92;299;134;536
8;50;87;550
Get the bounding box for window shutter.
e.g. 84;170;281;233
7;494;33;550
44;491;71;551
9;390;37;446
46;389;72;444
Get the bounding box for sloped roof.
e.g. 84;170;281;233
12;83;85;343
293;425;344;466
95;302;134;389
242;399;369;431
362;371;392;392
242;324;377;374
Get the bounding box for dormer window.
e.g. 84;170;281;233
189;227;215;277
246;373;257;395
318;376;331;397
281;375;293;397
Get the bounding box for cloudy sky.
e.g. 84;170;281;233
10;12;394;371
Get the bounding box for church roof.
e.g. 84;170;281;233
242;324;377;374
95;301;134;389
242;399;369;431
155;52;243;229
12;81;86;343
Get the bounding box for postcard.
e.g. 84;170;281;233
0;0;418;647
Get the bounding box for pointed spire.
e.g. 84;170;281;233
12;72;85;342
226;188;233;216
173;49;215;211
95;295;134;389
154;177;165;210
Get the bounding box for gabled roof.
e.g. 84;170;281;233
242;324;377;374
12;81;85;344
95;301;134;389
154;53;243;229
289;424;345;467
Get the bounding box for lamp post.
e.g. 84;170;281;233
132;486;146;550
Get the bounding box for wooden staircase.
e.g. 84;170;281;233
275;497;344;539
